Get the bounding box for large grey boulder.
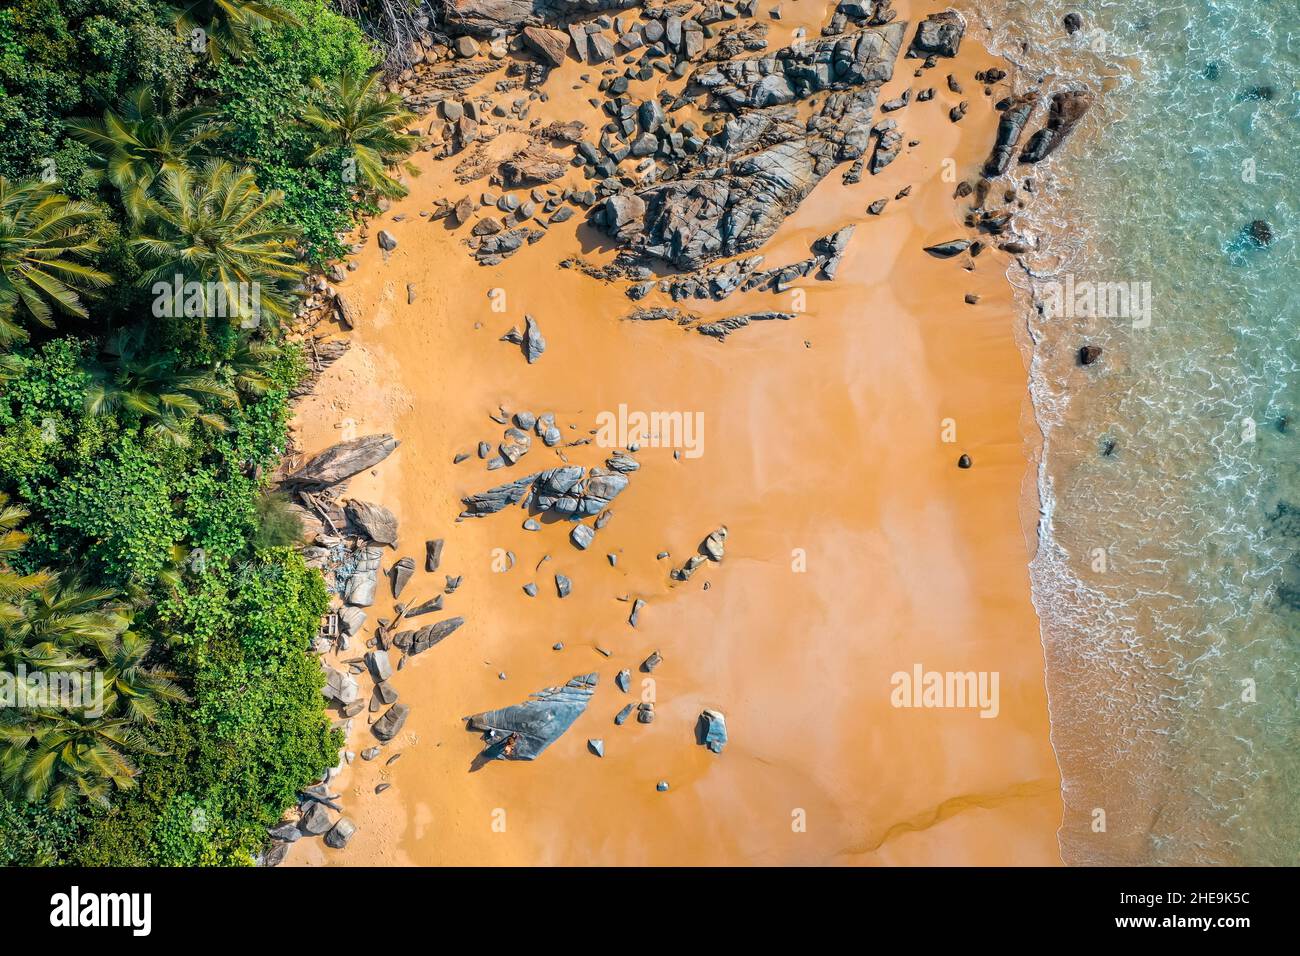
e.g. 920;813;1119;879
698;709;728;753
906;10;965;58
465;673;598;760
286;435;399;486
298;801;333;835
323;666;359;705
372;703;410;741
324;818;356;849
346;499;399;546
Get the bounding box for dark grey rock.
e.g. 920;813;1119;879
465;672;598;760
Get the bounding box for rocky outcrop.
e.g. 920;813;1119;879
465;673;598;760
441;0;641;37
588;24;906;272
460;466;629;519
983;93;1038;176
534;466;629;518
286;434;399;487
1019;90;1092;164
691;23;907;111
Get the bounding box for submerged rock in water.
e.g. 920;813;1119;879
465;672;599;760
286;434;399;486
1019;90;1092;164
1078;345;1103;366
984;93;1038;176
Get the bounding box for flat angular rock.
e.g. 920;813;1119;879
346;499;399;546
522;25;571;66
570;524;595;549
389;556;415;598
338;606;367;638
923;239;971;258
465;672;598;760
286;435;399;486
425;538;444;572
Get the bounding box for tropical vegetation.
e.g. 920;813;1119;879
0;0;416;864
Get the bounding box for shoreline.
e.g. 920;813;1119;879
287;0;1064;866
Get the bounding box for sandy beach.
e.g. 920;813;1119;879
289;0;1063;867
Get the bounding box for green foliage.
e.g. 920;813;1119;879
0;0;195;187
0;0;363;865
197;0;379;260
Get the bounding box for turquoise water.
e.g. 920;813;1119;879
968;0;1298;864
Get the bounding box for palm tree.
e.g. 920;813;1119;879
0;713;149;809
301;71;420;199
92;629;188;724
172;0;300;64
215;338;284;398
130;160;306;329
0;505;181;808
0;177;112;345
86;327;240;445
65;86;225;223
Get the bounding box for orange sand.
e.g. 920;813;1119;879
290;0;1063;866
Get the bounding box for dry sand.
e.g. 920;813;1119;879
290;0;1063;866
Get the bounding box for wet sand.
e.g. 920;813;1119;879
291;0;1063;866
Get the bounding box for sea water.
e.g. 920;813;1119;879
968;0;1298;864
